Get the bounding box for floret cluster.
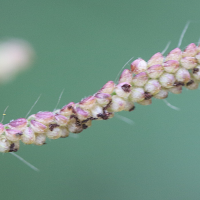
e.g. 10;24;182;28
0;43;200;153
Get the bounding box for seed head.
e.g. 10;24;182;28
154;89;168;99
147;52;164;66
95;93;112;106
34;112;55;125
192;66;200;80
129;87;145;102
168;85;182;94
0;136;10;152
30;120;47;134
67;118;83;133
163;60;179;73
9;118;27;131
130;58;147;74
98;81;115;94
180;57;198;69
109;95;126;112
90;105;103;119
119;69;132;83
34;133;46;146
21;127;35;144
60;102;76;116
144;80;161;95
175;68;191;83
60;127;70;138
2;37;200;154
185;80;198;90
159;73;175;88
165;48;182;61
182;43;197;57
5;129;22;142
55;114;69;126
146;64;164;79
115;82;131;98
132;72;148;87
124;101;135;112
46;127;62;139
76;107;90;121
79;96;96;110
9;141;20;152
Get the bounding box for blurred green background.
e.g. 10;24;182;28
0;0;200;199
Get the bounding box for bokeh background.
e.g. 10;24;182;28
0;0;200;199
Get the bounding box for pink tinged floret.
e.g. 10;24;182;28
180;57;198;69
165;48;182;61
119;69;132;83
95;93;112;106
35;111;54;125
197;44;200;53
129;87;145;102
132;72;148;87
115;82;131;98
0;123;5;135
21;127;35;144
138;99;152;105
0;136;10;152
159;73;175;88
79;96;96;110
147;52;164;67
90;105;103;119
84;120;92;128
185;80;198;90
182;43;197;57
163;60;179;73
46;127;62;139
130;58;147;74
34;133;46;145
109;95;126;112
98;81;115;94
195;52;200;63
5;129;23;142
9;141;20;152
192;66;200;80
60;102;76;116
146;64;164;79
60;127;70;138
9;118;27;131
76;107;90;121
169;85;182;94
68;118;83;133
175;68;191;83
30;120;47;134
55;114;69;126
144;80;161;95
154;89;168;99
123;101;135;111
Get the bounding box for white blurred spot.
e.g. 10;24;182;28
0;39;34;84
